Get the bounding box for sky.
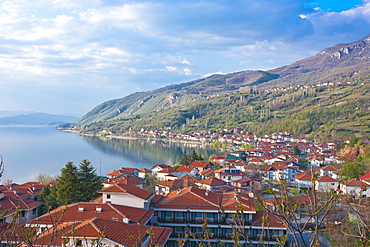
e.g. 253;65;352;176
0;0;369;116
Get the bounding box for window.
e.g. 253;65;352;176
75;239;82;247
33;208;37;215
106;194;111;199
21;211;25;217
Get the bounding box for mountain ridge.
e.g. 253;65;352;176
72;35;370;141
0;113;78;125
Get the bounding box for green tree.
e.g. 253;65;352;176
293;145;301;155
190;150;204;163
77;159;103;202
39;185;59;211
339;162;366;180
40;160;103;210
179;154;190;166
56;161;80;205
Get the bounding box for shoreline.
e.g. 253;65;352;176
59;128;222;148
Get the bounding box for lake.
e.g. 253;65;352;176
0;125;222;183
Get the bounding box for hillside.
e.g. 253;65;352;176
0;113;78;125
72;35;370;141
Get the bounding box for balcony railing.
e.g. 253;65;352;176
157;218;252;225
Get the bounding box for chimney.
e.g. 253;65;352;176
77;207;84;212
123;218;130;223
96;207;102;213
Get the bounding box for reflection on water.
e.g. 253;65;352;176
80;136;223;167
0;125;222;183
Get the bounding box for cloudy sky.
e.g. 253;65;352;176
0;0;369;116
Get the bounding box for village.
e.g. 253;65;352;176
0;131;369;246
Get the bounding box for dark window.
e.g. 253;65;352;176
107;194;111;199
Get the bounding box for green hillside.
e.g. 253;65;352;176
72;35;370;142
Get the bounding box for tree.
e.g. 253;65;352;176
40;160;102;210
34;173;56;184
77;159;103;202
293;145;301;155
55;161;80;205
190;150;204;163
339;162;366;180
179;154;190;166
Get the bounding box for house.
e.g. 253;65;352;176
199;168;215;179
176;166;199;176
0;191;43;224
100;183;154;210
196;177;227;191
155;167;178;181
138;167;152;178
233;177;262;194
152;187;287;247
214;166;244;184
319;165;339;179
189;160;214;172
20;202;171;247
151;164;175;173
102;174;144;188
295;172;313;189
314;175;339;192
156;179;196;195
0;182;46;201
340;179;370;198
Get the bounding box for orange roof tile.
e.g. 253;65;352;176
31;202;153;225
100;184;152;200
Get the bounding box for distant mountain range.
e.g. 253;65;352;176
72;35;370;141
0;112;79;125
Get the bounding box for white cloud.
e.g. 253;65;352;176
0;0;369;114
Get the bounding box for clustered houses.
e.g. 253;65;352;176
4;131;370;246
0;182;44;224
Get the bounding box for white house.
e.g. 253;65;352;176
340;179;370;198
100;183;154;210
314;175;339;192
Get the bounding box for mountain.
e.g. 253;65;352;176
73;35;370;141
0;110;36;118
0;113;79;125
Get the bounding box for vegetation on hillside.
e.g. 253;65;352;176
70;35;370;142
78;81;370;142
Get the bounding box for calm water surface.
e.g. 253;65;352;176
0;126;222;183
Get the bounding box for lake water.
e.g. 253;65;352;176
0;125;222;183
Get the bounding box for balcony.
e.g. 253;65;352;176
157;217;252;226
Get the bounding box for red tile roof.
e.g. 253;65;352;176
190;160;213;168
197;177;226;186
359;171;370;180
341;178;370;187
31;202;153;225
153;187;255;212
317;175;338;182
64;218;172;247
252;210;285;228
100;184;152;200
320;165;338;171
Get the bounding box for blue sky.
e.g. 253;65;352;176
0;0;369;116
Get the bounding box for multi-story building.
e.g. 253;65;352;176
152;186;287;247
